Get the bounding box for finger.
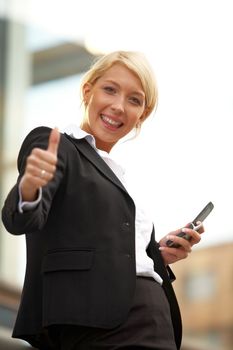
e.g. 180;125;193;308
182;228;201;246
195;221;205;233
159;246;188;264
24;165;51;186
185;221;204;233
27;154;56;174
47;127;60;155
166;234;192;252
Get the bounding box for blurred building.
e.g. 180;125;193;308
0;10;95;349
0;13;95;287
172;242;233;350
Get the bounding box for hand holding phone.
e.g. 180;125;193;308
166;202;214;248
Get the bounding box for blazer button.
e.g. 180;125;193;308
123;222;130;229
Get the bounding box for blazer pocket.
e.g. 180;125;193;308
42;249;94;272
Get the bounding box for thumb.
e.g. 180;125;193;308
47;127;60;155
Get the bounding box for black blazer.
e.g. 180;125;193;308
1;127;182;349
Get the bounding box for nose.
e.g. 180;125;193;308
110;95;125;114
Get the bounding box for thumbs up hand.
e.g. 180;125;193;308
20;128;61;202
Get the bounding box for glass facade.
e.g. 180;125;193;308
0;19;94;288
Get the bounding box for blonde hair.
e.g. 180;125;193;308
80;51;158;124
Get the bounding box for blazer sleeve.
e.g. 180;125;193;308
1;126;67;235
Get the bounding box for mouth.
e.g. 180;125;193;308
100;114;123;130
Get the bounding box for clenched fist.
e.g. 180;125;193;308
20;128;61;202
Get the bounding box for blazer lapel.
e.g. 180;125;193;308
64;134;129;195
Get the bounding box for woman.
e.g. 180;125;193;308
2;51;202;350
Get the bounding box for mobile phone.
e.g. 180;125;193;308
166;201;214;248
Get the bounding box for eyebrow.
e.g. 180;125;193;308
103;79;145;98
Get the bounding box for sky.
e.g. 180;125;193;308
2;0;233;248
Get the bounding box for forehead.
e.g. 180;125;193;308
97;63;144;93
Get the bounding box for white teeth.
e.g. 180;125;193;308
101;115;122;127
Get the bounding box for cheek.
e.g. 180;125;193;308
88;92;105;110
129;110;144;124
86;96;98;115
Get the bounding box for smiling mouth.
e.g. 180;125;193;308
100;114;123;129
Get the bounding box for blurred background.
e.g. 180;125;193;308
0;0;232;349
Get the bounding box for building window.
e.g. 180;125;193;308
184;270;216;301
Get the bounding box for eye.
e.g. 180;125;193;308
103;86;116;94
129;96;142;106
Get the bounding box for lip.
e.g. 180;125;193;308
100;114;123;131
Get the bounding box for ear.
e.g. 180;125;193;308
82;83;93;106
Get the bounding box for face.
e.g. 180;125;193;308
81;63;146;152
